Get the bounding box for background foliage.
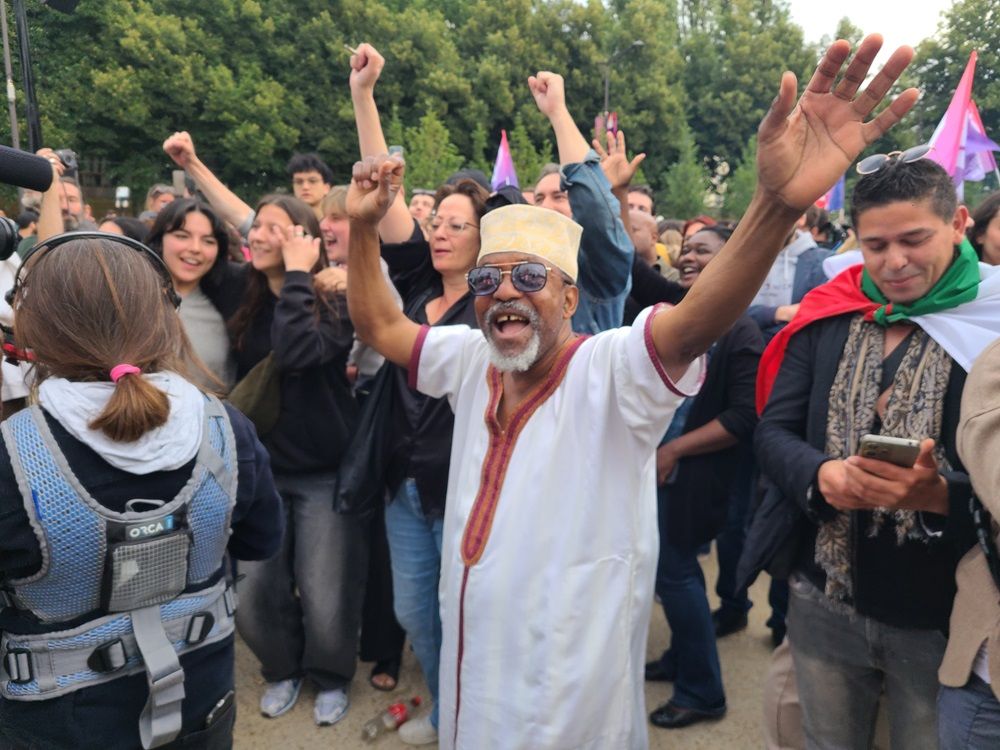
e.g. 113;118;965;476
2;0;997;215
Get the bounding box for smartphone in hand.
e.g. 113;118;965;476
857;434;921;468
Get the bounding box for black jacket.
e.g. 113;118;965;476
379;222;478;519
754;313;976;631
209;265;358;475
664;315;762;550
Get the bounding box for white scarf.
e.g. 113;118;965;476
37;372;205;475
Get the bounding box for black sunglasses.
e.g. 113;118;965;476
466;262;557;296
855;144;933;175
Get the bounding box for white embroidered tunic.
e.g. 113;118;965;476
411;306;703;749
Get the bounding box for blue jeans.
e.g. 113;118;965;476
939;675;1000;750
385;479;444;728
714;455;755;616
652;489;726;711
787;574;944;750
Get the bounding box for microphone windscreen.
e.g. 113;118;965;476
0;146;54;192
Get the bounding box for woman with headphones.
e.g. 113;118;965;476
0;232;283;749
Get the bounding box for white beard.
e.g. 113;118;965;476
483;300;544;372
486;330;541;372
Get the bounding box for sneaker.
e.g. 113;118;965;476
399;714;438;745
259;678;303;718
314;688;350;726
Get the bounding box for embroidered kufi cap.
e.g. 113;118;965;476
477;205;582;282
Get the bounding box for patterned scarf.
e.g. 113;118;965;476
816;315;952;607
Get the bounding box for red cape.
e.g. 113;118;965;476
756;265;879;414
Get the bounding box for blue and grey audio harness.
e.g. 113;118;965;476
0;396;238;749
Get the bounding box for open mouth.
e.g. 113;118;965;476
493;313;531;338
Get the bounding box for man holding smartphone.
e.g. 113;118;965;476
753;145;1000;747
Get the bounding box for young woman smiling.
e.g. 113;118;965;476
147;199;236;390
224;195;363;729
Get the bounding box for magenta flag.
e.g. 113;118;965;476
928;51;978;180
490;130;519;191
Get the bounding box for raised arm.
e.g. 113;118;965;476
346;154;422;368
349;43;414;244
530;72;634;332
163;131;254;234
653;35;919;381
594;130;646;229
33;148;65;242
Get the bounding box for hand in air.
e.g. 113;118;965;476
347;154;405;225
349;43;385;93
593;130;646;193
756;34;919;213
528;72;568;118
163;131;197;169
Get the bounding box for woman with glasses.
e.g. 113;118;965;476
349;41;488;745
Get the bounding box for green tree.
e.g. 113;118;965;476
722;134;757;220
659;122;708;218
508;115;554;187
680;0;815;167
402;109;464;190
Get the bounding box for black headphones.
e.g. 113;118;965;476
6;231;182;309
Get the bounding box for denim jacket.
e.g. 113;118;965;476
562;150;634;334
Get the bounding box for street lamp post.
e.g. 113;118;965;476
602;39;644;117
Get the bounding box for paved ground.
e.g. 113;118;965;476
233;548;782;749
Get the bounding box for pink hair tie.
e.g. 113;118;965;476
110;364;141;383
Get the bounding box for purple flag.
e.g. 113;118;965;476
491;130;519;191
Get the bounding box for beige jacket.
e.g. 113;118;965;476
944;336;1000;699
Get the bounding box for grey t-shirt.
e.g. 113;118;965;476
178;286;236;392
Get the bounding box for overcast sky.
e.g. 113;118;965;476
785;0;952;68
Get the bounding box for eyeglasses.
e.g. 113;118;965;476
466;262;557;296
428;218;479;236
855;144;933;175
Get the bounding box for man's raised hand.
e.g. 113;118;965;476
347;155;405;226
756;34;919;213
593;130;646;192
350;43;385;93
528;72;568;118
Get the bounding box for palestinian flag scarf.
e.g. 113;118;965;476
756;238;1000;414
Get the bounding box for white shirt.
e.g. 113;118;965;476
414;306;703;750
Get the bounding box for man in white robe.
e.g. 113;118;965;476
344;35;918;749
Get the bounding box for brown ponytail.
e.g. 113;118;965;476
13;237;197;442
88;371;171;442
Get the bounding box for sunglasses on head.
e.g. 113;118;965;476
855;144;933;175
466;262;560;296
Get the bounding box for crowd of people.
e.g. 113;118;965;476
0;31;998;750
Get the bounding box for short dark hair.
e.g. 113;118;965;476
16;210;38;229
968;190;1000;259
146;198;230;287
102;216;150;244
628;184;655;211
286;153;333;185
851;158;956;228
690;225;733;244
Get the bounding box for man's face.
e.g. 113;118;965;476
150;192;176;213
409;194;434;221
59;181;83;230
628;209;658;262
858;198;968;305
534;173;571;218
628;191;653;214
292;170;331;208
473;251;578;373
